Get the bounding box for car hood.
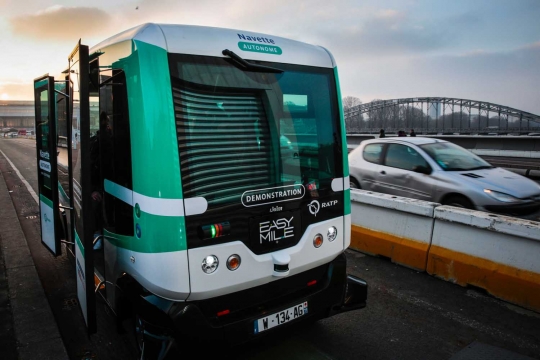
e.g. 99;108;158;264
447;167;540;199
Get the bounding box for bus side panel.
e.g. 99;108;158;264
333;67;351;248
95;40;190;301
128;40;183;200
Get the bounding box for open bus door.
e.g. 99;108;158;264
33;75;62;257
54;78;73;254
33;42;97;334
67;41;97;334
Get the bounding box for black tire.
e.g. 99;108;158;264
442;195;474;209
350;178;361;190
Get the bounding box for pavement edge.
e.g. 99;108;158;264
0;158;69;360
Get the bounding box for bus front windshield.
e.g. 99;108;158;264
169;54;342;206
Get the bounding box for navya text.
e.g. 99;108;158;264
237;33;275;44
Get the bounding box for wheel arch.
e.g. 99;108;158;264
115;272;177;327
349;175;361;189
439;192;475;209
114;273;142;328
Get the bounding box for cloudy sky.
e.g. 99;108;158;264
1;0;539;114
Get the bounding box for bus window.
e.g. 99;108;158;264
99;70;133;236
56;81;70;206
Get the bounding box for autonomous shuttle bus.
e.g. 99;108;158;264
33;23;367;357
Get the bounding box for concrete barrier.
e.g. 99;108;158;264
350;190;439;271
427;206;540;312
346;134;540;159
350;190;540;312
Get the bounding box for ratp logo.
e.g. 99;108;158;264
308;200;320;217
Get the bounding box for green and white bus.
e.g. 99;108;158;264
33;23;367;358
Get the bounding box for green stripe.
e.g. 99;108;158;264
104;209;187;253
126;40;183;199
334;67;351;215
58;182;69;203
34;79;48;89
334;67;349;177
344;189;351;215
40;193;53;208
88;40;188;254
75;231;84;257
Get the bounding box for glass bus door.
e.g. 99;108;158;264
33;75;61;256
68;41;97;334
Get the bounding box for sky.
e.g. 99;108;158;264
0;0;539;114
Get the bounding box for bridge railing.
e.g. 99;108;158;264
344;97;540;135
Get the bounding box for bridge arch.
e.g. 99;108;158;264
344;97;540;134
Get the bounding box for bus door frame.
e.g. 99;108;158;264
33;74;62;257
54;78;74;252
68;41;97;334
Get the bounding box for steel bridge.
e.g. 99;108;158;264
344;97;540;135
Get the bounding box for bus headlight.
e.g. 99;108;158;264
327;226;338;242
202;255;219;274
227;254;241;271
313;234;323;248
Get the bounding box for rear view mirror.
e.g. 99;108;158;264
412;165;432;175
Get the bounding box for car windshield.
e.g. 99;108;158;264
419;142;493;171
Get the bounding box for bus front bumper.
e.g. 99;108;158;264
163;254;367;346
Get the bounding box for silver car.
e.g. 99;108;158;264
348;137;540;215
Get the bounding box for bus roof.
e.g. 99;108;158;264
90;23;336;68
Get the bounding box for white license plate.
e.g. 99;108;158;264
254;302;308;334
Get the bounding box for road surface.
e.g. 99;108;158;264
1;137;539;360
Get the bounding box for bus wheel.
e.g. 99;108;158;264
133;313;176;360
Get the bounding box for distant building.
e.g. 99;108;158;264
0;100;86;133
0;100;34;130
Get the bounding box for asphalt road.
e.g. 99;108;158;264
1;137;539;360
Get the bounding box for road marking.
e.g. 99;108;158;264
0;149;39;204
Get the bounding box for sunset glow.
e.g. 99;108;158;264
0;1;539;113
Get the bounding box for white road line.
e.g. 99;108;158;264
0;149;39;204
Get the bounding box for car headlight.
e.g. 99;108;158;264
483;189;520;203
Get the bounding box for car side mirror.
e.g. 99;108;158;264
412;165;432;175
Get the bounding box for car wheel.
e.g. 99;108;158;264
350;178;361;190
442;195;474;210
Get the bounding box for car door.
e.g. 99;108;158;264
353;143;385;191
378;143;434;201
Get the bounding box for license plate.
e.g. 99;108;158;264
254;302;308;334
